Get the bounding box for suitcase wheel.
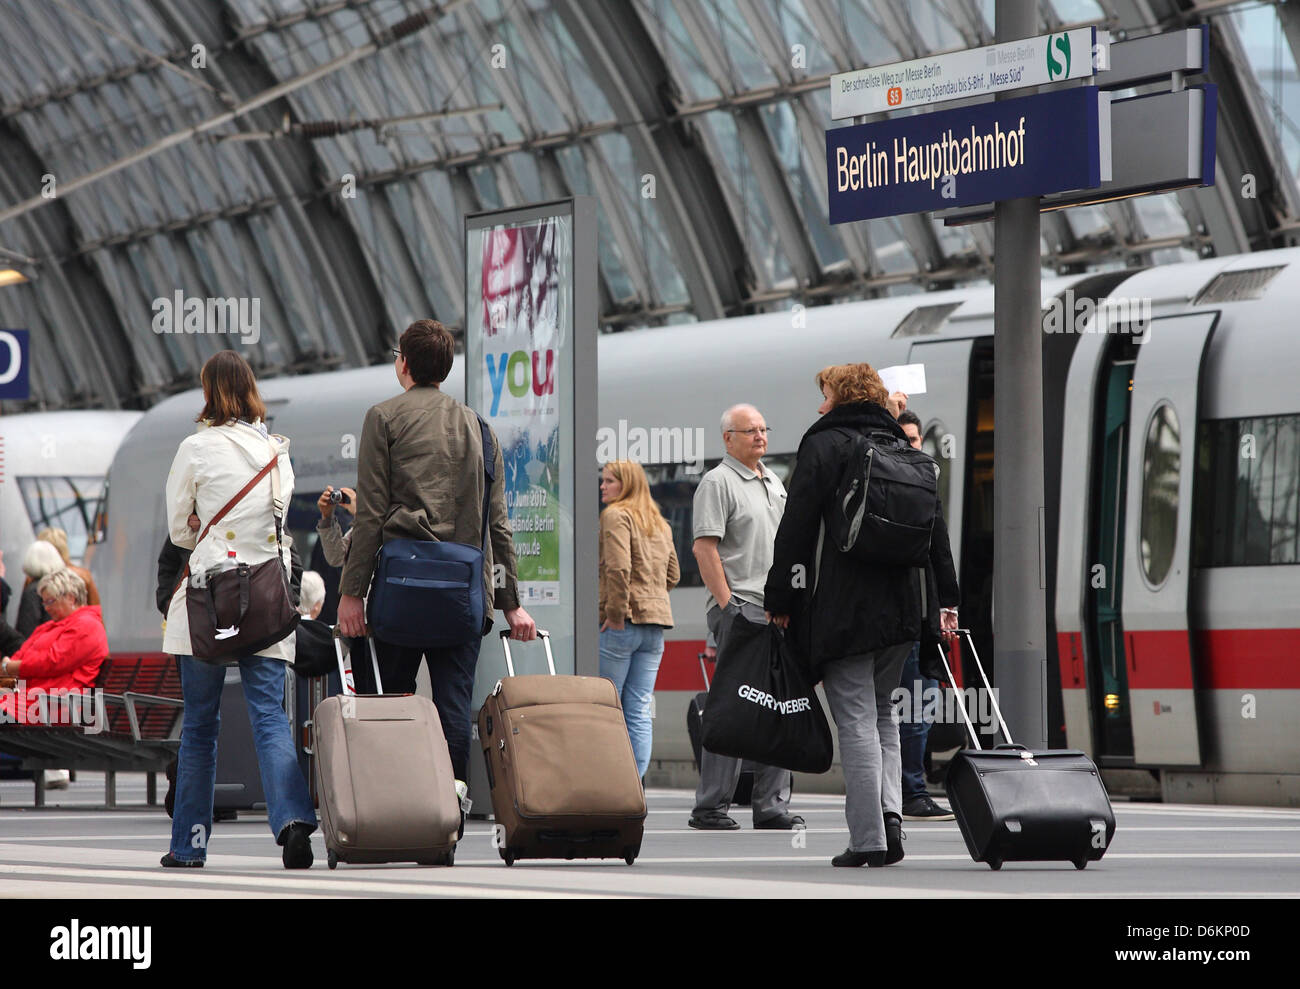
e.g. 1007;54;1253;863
1073;856;1087;871
987;858;1002;871
445;847;455;867
624;849;636;866
501;848;516;867
327;850;338;870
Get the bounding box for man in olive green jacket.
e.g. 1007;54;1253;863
337;319;536;782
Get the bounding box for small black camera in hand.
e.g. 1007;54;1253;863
330;488;347;505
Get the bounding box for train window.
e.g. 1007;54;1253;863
1139;404;1180;586
1195;415;1300;567
15;476;106;564
634;455;797;588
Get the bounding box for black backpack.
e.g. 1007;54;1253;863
827;429;939;567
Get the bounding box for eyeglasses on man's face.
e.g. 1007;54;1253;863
391;349;402;359
726;427;771;437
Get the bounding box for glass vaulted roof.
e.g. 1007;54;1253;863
0;0;1297;409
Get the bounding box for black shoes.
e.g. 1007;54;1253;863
688;811;741;830
754;813;806;830
280;822;314;869
902;794;956;821
884;812;906;865
833;815;906;868
690;811;806;830
159;853;203;868
832;848;884;867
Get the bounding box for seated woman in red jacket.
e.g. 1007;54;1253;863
0;569;106;725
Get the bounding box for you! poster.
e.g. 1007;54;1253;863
474;216;566;605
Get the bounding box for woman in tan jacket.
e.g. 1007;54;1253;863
35;528;100;608
599;460;679;779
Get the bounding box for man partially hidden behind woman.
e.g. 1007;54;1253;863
764;362;958;868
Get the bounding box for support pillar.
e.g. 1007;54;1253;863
993;0;1048;748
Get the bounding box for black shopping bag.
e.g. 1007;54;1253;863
700;613;834;774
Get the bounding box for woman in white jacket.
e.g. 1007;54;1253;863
160;351;316;869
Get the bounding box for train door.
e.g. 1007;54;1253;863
1055;331;1110;758
1085;340;1139;761
1119;312;1217;766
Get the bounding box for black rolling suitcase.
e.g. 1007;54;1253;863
686;652;755;805
938;630;1116;871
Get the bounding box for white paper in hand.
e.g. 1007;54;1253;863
878;363;927;395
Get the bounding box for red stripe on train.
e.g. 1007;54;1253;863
1057;631;1086;690
654;639;709;692
1058;629;1300;691
1125;630;1195;689
1195;629;1300;689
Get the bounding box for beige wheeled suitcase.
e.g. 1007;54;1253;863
478;630;647;866
313;634;461;868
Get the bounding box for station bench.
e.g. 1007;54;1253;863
0;653;182;807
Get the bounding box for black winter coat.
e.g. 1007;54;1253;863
763;401;959;678
156;539;191;616
0;614;23;657
16;583;50;639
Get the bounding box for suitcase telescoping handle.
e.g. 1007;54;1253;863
698;652;711;691
498;628;554;677
933;628;1013;750
333;628;384;696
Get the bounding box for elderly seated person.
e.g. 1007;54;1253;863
0;570;107;726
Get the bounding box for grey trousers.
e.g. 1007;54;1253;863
821;642;911;852
692;600;793;822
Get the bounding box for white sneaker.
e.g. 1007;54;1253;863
43;769;70;790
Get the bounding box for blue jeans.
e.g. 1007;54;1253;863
599;623;664;779
169;655;317;862
897;642;934;801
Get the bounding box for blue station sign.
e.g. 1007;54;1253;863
0;329;29;400
826;86;1107;224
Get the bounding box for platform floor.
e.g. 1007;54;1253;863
1;773;1298;898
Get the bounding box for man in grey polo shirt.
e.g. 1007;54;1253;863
688;404;804;831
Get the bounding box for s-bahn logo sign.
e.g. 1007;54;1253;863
0;329;29;400
826;86;1107;223
1046;32;1071;80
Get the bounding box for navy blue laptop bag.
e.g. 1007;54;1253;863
367;416;496;649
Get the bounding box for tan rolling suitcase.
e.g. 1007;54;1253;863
313;635;460;868
478;630;646;866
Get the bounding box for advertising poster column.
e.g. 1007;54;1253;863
464;200;597;811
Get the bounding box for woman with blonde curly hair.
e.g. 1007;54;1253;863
763;362;957;869
598;459;680;779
